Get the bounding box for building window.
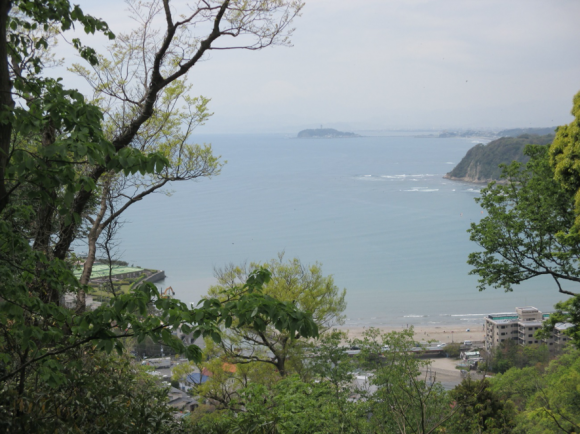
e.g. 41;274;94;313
528;341;532;344
528;334;533;337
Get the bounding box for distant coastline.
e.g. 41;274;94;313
442;173;495;184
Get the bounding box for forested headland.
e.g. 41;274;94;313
444;133;555;183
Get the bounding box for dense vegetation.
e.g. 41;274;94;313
0;1;316;432
445;134;554;182
181;327;580;434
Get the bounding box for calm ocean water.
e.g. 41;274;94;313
116;133;566;328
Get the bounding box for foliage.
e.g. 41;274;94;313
186;327;572;434
484;340;550;373
550;90;580;235
466;94;580;350
447;377;516;434
197;356;280;408
312;329;355;388
353;328;456;434
445;342;461;358
188;374;367;434
0;350;184;434
206;254;346;376
0;0;314;431
467;144;579;296
491;346;580;434
466;134;580;346
446;134;554;182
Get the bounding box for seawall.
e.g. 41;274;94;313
144;270;166;283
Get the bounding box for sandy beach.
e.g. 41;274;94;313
337;324;485;345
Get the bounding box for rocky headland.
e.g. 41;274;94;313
444;133;555;183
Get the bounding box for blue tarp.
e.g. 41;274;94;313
186;373;209;384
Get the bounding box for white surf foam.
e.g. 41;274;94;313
404;187;439;192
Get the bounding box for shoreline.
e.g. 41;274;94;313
335;324;485;345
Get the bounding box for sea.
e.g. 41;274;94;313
114;133;567;329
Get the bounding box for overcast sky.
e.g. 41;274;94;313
69;0;580;133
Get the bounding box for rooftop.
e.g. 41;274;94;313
519;321;543;327
516;306;540;313
186;373;209;385
555;323;575;331
488;315;518;321
73;264;145;279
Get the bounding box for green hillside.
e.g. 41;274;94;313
445;134;554;182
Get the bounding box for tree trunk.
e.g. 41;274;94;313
0;0;14;214
77;179;110;312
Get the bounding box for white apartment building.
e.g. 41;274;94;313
484;306;572;352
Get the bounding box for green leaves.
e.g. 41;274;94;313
468;144;580;293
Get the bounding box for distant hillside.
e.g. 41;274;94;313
297;128;360;138
444;134;554;183
498;127;557;137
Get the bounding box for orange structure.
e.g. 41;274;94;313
161;286;175;298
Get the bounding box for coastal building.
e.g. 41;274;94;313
484;306;572;352
72;263;166;284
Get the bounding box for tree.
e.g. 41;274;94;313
466;93;580;348
467;144;579;297
70;4;224;303
447;377;516;434
207;254;347;376
353;328;457;434
0;1;317;430
466;130;580;347
310;330;364;432
490;347;580;434
549;90;580;236
484;340;550;374
0;350;186;434
187;374;368;434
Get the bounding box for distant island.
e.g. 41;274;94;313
297;128;361;139
444;133;555;183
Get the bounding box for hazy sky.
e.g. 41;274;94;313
68;0;580;133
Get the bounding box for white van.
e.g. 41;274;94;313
463;340;472;346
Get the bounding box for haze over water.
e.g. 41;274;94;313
117;133;565;328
